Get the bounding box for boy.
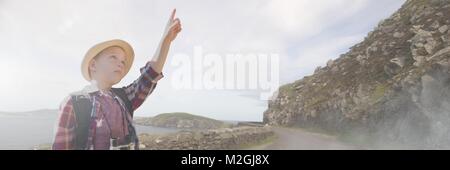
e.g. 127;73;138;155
52;9;182;150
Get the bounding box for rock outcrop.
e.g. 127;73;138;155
264;0;450;149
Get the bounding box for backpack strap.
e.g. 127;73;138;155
71;88;137;150
71;95;94;150
111;88;134;117
111;87;139;150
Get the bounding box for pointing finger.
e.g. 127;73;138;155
170;9;176;21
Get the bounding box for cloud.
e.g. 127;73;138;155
0;0;406;121
290;34;366;77
263;0;371;40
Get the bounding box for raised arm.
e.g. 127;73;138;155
123;9;182;111
150;8;182;73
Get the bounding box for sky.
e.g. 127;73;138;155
0;0;406;121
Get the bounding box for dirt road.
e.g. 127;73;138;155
252;127;358;150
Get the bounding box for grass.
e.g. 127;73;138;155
154;112;219;121
137;112;233;129
145;112;225;124
278;83;296;98
32;143;52;150
369;83;388;104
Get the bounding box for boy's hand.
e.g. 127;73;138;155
163;9;182;43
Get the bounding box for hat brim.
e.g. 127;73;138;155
81;39;135;81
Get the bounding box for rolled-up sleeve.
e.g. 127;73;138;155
52;97;76;150
123;61;164;111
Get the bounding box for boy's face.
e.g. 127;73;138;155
89;46;126;86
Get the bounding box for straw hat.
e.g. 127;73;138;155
81;39;134;81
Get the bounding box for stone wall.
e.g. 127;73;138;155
138;126;274;150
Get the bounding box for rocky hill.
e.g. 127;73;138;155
134;112;232;129
264;0;450;149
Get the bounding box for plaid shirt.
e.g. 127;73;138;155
52;62;163;150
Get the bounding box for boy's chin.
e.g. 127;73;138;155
110;78;122;85
112;81;121;85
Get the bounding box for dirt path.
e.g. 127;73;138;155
251;127;358;150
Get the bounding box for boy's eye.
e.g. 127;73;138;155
110;55;125;65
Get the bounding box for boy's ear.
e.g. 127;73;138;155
89;60;96;72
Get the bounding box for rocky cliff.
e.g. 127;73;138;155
264;0;450;149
